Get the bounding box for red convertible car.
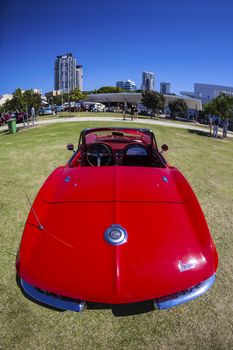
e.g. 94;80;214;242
16;127;218;312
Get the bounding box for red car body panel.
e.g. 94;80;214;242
41;166;191;203
18;170;217;304
17;127;218;308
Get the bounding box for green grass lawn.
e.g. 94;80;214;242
38;111;122;120
0;121;232;350
37;111;211;129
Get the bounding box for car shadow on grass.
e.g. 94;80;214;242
0;129;10;135
16;275;65;312
188;129;211;137
87;301;155;317
0;125;37;135
16;275;155;316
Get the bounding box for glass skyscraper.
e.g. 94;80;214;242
160;82;171;94
54;53;83;93
141;71;154;91
116;80;137;91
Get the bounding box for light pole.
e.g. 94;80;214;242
195;104;198;123
25;99;29;126
123;98;127;120
61;89;63;106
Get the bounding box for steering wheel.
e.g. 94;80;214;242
86;143;112;166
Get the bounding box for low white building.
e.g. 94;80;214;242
181;83;233;104
194;83;233;104
0;94;13;106
116;80;137;91
87;92;202;111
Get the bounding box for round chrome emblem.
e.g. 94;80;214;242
104;224;128;246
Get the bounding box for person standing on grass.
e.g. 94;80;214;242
31;106;35;125
130;103;135;121
208;115;213;136
122;102;126;120
213;116;220;138
135;104;138;118
222;118;229;138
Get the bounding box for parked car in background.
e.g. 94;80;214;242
39;107;53;116
62;102;81;112
55;105;63;113
0;112;30;125
2;112;15;123
62;102;69;111
82;102;106;112
15;112;28;123
107;106;118;112
92;103;106;112
75;102;81;110
137;104;147;115
0;113;5;126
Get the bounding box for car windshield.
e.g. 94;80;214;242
85;128;151;145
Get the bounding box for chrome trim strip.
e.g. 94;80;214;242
21;279;86;312
154;274;216;310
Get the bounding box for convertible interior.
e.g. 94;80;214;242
68;128;167;168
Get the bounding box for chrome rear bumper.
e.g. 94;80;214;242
20;278;86;312
153;274;215;310
19;274;215;312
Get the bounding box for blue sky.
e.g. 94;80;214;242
0;0;233;94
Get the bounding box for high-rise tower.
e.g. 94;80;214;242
141;71;154;91
160;82;171;94
54;53;83;93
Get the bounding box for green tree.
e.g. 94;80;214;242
141;91;165;118
93;86;125;94
23;90;42;113
1;88;25;113
1;89;42;114
11;88;25;111
48;93;69;105
168;98;188;119
69;88;86;102
204;94;233;120
61;93;69;103
1;98;13;113
51;95;62;105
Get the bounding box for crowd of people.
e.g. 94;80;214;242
208;115;230;138
122;103;138;120
1;104;231;139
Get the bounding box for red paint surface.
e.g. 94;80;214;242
17;128;218;303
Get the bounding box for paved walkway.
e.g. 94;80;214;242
1;116;232;138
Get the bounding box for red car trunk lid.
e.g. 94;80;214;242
20;197;216;303
41;166;191;203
